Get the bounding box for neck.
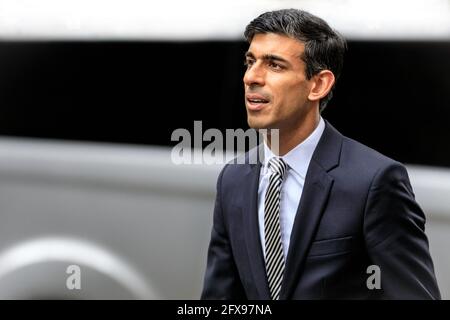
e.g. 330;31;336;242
266;111;320;156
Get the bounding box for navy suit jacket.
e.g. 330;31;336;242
201;120;441;299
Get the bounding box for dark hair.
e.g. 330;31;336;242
244;9;347;112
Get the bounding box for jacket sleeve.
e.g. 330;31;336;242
364;162;441;299
201;165;247;299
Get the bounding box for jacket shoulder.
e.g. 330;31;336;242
339;135;408;181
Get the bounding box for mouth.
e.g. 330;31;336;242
246;94;270;111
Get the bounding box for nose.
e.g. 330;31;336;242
243;62;265;87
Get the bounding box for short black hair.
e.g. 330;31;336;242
244;9;347;112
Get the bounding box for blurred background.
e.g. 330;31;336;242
0;0;449;299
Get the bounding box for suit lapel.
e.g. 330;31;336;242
279;161;334;299
242;160;271;299
237;144;274;299
279;120;343;299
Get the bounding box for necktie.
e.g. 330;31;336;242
264;157;287;300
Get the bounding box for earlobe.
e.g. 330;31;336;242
308;70;335;103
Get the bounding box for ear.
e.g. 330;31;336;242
308;70;335;103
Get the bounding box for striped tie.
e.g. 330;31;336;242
264;157;287;300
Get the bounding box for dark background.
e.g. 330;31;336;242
0;40;449;167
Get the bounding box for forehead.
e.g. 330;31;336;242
247;33;305;60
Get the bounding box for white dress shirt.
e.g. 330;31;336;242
258;117;325;259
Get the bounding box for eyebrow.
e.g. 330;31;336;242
245;52;291;67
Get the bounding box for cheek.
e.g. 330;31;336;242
285;80;310;104
275;82;304;109
269;74;309;111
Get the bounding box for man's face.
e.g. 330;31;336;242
244;33;314;131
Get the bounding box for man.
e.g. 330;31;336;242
201;9;440;299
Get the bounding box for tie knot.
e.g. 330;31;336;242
268;157;287;178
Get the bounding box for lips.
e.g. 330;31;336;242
246;93;270;111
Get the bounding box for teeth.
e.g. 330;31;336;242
249;99;267;103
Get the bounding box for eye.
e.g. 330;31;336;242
268;61;283;70
244;59;255;68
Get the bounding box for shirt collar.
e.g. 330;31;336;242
263;117;325;178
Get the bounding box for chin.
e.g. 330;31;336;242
247;112;268;128
248;115;279;130
247;118;266;130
